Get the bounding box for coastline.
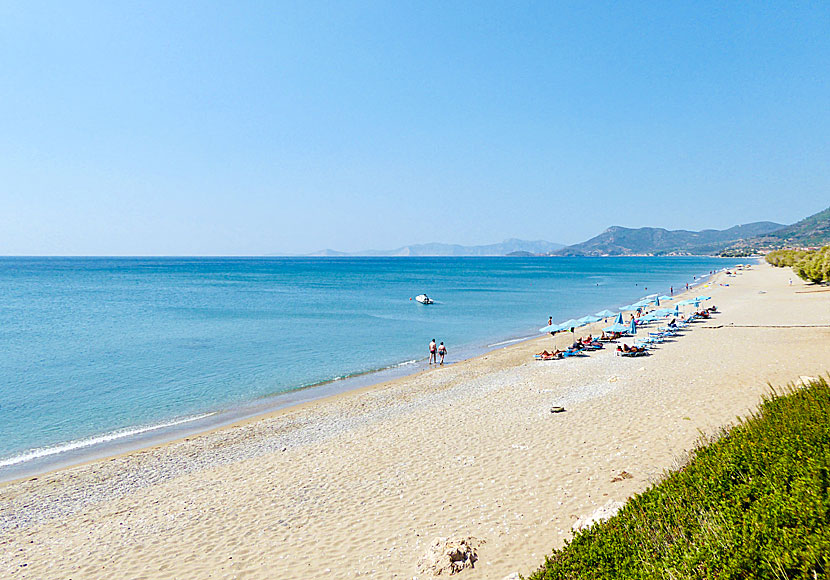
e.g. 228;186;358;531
7;262;826;579
0;258;727;484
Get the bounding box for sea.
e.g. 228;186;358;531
0;256;732;481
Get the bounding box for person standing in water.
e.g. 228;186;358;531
429;338;437;364
438;341;447;365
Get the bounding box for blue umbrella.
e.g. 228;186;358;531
578;315;603;324
695;295;711;301
539;323;563;333
603;322;630;333
559;318;582;330
614;312;624;324
629;317;637;334
594;309;617;318
657;295;672;301
654;296;660;307
619;304;639;311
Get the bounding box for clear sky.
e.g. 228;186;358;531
2;2;829;255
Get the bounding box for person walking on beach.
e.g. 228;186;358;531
429;339;437;364
438;341;447;365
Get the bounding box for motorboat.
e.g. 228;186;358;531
414;294;434;304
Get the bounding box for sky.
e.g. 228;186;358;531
2;2;829;255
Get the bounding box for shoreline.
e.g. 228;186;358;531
2;262;828;579
0;261;730;484
0;265;731;492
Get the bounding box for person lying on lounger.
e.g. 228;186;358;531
536;349;563;359
617;343;645;354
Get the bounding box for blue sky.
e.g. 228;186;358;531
2;2;828;255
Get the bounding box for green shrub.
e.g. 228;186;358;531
528;377;830;579
767;246;830;283
765;249;808;268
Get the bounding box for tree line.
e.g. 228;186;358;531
766;246;830;283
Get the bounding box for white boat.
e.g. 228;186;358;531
414;294;433;304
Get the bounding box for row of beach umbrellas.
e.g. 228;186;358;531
539;295;711;334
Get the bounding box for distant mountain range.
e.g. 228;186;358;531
305;239;565;257
296;206;830;258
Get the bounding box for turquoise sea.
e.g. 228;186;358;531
0;256;731;480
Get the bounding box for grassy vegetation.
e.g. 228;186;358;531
528;377;830;579
767;246;830;284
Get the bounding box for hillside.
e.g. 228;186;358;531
555;221;784;256
754;206;830;247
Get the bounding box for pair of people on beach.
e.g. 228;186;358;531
428;339;447;365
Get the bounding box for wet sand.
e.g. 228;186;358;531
1;263;828;579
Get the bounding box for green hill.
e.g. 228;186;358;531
761;206;830;247
555;222;784;256
723;206;830;253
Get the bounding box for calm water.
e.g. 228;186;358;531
0;256;730;478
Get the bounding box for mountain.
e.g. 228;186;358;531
752;206;830;247
304;249;350;257
305;239;565;257
555;221;785;256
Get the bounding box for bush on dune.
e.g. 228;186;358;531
767;246;830;283
528;377;830;579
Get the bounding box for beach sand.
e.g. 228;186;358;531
1;263;828;579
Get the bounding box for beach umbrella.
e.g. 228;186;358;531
677;299;697;306
654;296;660;307
657;295;672;301
559;318;583;330
695;295;711;301
539;323;563;333
603;322;630;333
614;312;624;325
578;314;603;324
594;309;617;318
629;317;637;334
640;293;658;300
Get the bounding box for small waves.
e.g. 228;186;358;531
488;336;535;347
299;359;421;388
0;412;216;469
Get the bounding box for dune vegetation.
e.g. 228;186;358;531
528;377;830;579
766;246;830;284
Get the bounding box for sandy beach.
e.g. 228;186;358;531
1;262;828;579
